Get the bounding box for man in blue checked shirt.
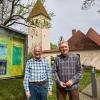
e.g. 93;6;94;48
23;46;53;100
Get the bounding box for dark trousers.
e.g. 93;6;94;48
57;87;79;100
29;83;48;100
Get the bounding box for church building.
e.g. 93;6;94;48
27;0;51;52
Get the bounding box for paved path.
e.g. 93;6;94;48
79;76;100;100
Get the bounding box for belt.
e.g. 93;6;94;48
30;81;47;86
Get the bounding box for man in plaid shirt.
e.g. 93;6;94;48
23;46;53;100
53;41;83;100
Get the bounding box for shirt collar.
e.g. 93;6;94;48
33;57;42;61
61;53;68;57
60;53;69;59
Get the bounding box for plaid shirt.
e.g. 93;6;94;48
23;58;53;92
53;53;83;90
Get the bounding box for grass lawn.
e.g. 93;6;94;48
0;69;100;100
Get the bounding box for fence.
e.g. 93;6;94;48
82;65;97;99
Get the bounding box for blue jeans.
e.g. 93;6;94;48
29;83;48;100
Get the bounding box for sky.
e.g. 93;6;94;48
21;0;100;45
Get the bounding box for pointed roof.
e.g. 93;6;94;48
68;30;100;50
68;30;86;50
27;0;51;21
86;28;100;46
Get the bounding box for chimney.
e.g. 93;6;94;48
72;29;76;35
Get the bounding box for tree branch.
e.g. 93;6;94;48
7;21;36;28
15;0;20;5
4;14;27;25
10;0;16;17
82;0;95;10
16;4;31;9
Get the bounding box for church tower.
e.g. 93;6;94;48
27;0;51;52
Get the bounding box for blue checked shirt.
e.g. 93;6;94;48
23;57;53;92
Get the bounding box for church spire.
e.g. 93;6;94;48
27;0;51;21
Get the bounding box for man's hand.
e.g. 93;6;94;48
65;80;73;87
48;91;52;96
25;91;31;98
60;81;66;87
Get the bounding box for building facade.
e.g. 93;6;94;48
27;0;51;52
43;28;100;69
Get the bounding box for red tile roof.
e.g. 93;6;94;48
42;28;100;53
27;0;51;21
68;30;100;51
86;28;100;46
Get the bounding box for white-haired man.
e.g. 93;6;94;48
24;46;53;100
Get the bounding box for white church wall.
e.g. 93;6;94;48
42;50;100;70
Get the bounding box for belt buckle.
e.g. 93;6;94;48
36;82;41;85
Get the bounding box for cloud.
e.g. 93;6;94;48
45;0;100;44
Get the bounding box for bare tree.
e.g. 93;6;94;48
0;0;27;26
0;0;46;27
82;0;100;13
